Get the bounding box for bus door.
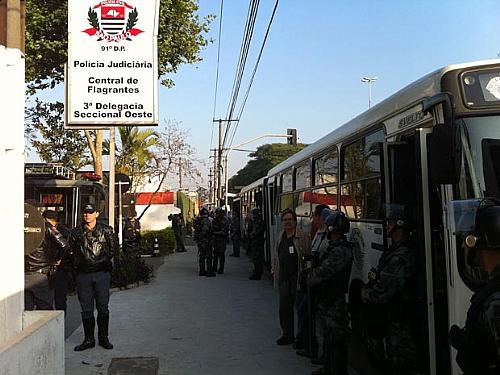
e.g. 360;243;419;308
384;128;450;375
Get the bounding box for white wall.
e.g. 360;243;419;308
137;204;180;231
0;46;24;342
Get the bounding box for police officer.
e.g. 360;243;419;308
122;216;141;253
212;208;229;274
307;210;352;375
172;214;186;252
361;203;419;375
51;212;72;314
229;211;241;257
71;204;118;351
25;209;69;311
248;208;265;280
447;199;500;374
194;208;216;277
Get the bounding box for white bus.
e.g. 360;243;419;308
240;59;500;375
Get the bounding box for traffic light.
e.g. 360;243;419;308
287;128;297;145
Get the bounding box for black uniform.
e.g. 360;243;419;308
25;221;69;310
450;265;500;375
122;217;141;253
194;214;214;276
363;237;419;374
70;221;118;349
53;223;72;314
248;215;265;279
307;237;353;375
212;215;229;273
172;214;186;252
230;214;241;257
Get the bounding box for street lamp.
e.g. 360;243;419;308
361;76;378;108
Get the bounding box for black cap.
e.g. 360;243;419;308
42;210;58;220
83;204;97;213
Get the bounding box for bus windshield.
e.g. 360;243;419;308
457;115;500;201
456;115;500;286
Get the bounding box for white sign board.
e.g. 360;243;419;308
67;0;159;128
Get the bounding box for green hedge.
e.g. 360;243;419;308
139;228;176;256
111;252;153;288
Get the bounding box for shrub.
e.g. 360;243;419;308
111;252;153;288
139;228;176;256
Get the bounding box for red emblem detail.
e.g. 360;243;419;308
82;1;143;43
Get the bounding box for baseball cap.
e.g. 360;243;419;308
42;210;58;220
83;203;97;213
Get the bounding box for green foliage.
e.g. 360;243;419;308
25;0;214;93
111;252;153;288
228;143;308;192
139;228;176;256
25;99;89;170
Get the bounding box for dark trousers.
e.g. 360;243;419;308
174;231;186;251
279;274;298;339
25;272;54;310
213;240;226;272
75;271;111;320
54;268;73;314
296;291;309;346
198;243;213;273
231;236;240;256
251;244;264;277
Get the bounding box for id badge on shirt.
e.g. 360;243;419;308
289;246;295;254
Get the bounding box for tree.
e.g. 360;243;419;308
105;126;159;190
137;120;201;220
25;0;213;177
25;99;89;170
228;143;307;192
25;0;214;93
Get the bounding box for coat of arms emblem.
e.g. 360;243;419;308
83;0;143;42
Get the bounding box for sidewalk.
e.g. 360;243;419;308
65;246;319;374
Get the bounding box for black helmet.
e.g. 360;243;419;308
325;210;350;234
383;203;407;227
200;207;209;216
215;207;223;215
445;198;500;249
473;204;500;249
251;208;261;217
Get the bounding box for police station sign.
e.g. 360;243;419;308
67;0;159;128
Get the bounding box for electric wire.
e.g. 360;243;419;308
209;0;224;168
222;0;260;148
227;0;279;149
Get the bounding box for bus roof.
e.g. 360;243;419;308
268;59;500;177
239;176;266;194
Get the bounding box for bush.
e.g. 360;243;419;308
139;228;176;256
111;252;153;288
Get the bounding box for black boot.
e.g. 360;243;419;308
97;314;113;350
74;318;95;351
199;261;206;276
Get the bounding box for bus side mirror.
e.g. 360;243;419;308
428;123;462;185
423;93;462;185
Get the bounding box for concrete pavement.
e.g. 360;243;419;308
65;246;321;374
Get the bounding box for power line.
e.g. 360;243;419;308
227;0;279;149
222;0;260;148
209;0;225;163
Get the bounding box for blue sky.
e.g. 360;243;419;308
159;0;500;182
36;0;500;187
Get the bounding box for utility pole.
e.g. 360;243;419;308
178;157;182;189
212;118;239;207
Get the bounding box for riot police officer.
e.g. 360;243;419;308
248;208;265;280
171;214;186;252
194;208;215;277
307;210;352;375
361;203;419;375
447;198;500;374
212;208;229;274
